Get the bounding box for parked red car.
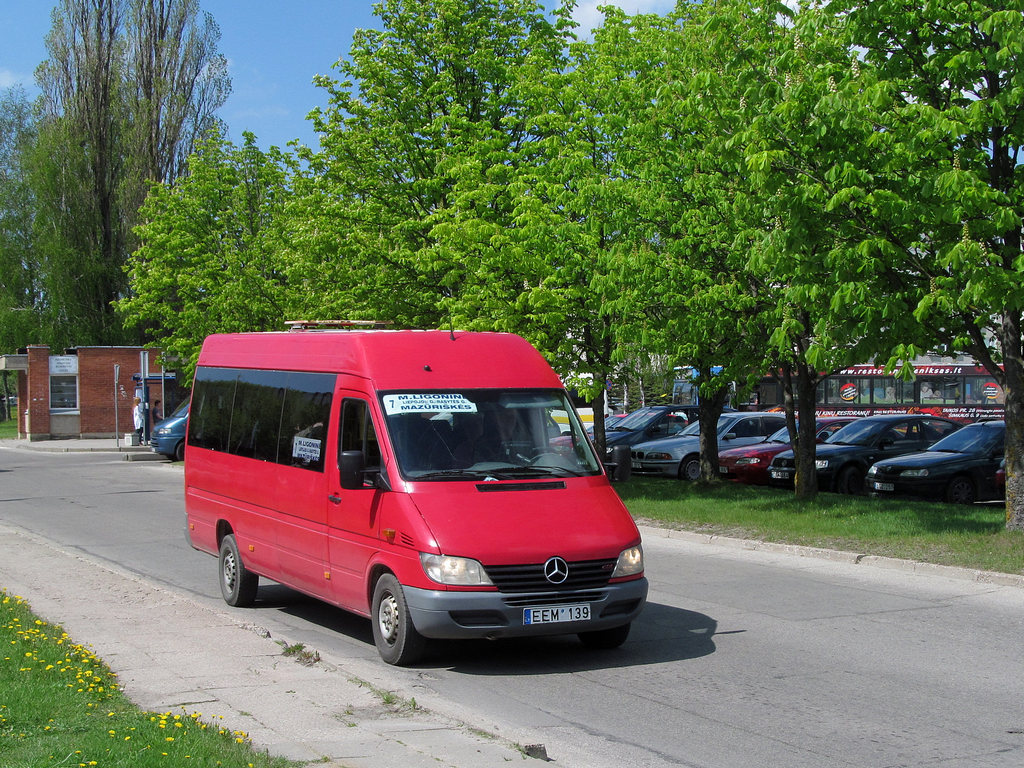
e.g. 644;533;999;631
718;418;854;485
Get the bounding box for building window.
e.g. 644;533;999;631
50;375;78;410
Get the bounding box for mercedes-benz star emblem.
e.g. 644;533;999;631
543;556;569;584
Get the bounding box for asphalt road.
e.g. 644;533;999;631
2;445;1024;767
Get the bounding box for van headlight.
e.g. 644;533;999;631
611;545;644;578
420;553;493;586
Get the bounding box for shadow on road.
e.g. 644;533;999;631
246;587;719;673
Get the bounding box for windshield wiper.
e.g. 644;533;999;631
413;469;496;480
519;464;588;477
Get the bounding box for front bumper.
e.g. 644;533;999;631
403;577;649;640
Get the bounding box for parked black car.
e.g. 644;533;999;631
768;414;961;494
866;420;1005;504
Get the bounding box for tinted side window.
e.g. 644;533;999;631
923;419;959;442
280;372;334;471
189;367;334;472
189;367;237;452
732;417;761;438
232;369;287;461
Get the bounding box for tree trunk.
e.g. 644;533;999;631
1002;308;1024;530
697;371;730;482
793;360;819;500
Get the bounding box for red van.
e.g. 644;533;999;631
184;328;647;664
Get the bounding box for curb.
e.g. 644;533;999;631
638;525;1024;590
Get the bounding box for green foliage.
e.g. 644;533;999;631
118;130;294;379
3;0;231;350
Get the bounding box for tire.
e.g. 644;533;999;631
371;573;426;666
945;475;976;505
174;440;185;462
579;622;631;650
219;534;258;607
679;454;701;482
836;465;864;495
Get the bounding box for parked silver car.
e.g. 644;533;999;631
631;412;787;480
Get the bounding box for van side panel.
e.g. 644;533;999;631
186;452;280;576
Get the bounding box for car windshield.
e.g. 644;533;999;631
380;389;603;481
610;406;663;431
678;419;702;437
167;400;189;420
765;425;791;443
926;422;1004;454
824;418;888;446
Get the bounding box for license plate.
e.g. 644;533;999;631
770;469;792;479
632;461;642;470
523;604;590;625
873;481;894;491
719;466;729;474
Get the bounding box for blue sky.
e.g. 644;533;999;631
1;1;673;151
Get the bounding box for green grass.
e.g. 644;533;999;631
0;590;298;768
619;477;1024;575
0;418;18;439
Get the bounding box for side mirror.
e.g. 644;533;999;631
607;444;632;483
339;450;366;489
722;432;737;441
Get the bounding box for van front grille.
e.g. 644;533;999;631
484;559;616;592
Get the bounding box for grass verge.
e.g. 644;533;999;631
0;419;18;440
0;590;298;768
618;477;1024;575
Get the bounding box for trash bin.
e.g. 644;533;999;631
124;432;140;446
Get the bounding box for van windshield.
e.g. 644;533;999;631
380;390;603;480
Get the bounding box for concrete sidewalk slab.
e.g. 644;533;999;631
0;523;532;767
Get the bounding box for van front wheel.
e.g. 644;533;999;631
372;574;426;666
219;534;258;607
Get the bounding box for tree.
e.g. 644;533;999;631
606;1;786;481
779;0;1024;526
118;130;293;376
298;0;568;327
440;4;664;454
32;0;229;347
0;86;45;351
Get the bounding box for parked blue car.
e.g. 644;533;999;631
151;400;189;461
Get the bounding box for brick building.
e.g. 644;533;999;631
0;345;182;441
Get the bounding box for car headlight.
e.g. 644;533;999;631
867;465;879;476
735;457;761;466
900;468;929;478
644;452;673;461
611;545;644;578
420;553;493;586
155;427;170;436
815;458;830;470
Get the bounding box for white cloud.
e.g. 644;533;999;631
0;69;22;88
571;1;676;34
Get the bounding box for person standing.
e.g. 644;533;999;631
132;397;144;444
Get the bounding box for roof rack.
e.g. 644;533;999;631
285;320;392;331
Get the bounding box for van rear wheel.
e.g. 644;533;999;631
579;622;631;650
219;534;258;607
372;574;426;666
